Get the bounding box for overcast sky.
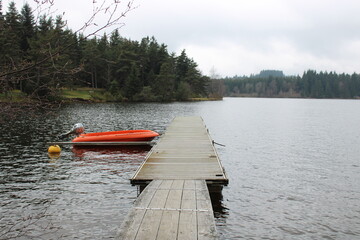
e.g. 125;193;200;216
5;0;360;77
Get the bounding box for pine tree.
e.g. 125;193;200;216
3;2;21;63
124;63;142;100
175;50;190;86
1;2;22;92
81;38;101;88
0;0;6;67
0;0;4;31
20;3;35;53
152;59;175;101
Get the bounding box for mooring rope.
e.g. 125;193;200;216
212;140;225;147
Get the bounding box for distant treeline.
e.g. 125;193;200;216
223;70;360;99
0;2;211;101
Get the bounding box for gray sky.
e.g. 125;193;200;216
5;0;360;77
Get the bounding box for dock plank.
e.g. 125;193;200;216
135;209;163;240
117;180;160;240
178;211;197;240
197;211;218;240
157;210;180;239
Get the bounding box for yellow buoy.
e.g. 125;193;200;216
48;145;61;153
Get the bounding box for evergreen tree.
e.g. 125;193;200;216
97;34;112;89
0;0;5;66
20;3;35;53
175;50;190;86
184;60;207;97
3;2;21;64
176;81;191;100
152;59;175;101
1;1;22;92
124;63;142;100
81;38;101;88
24;15;55;97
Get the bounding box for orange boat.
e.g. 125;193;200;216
72;130;159;142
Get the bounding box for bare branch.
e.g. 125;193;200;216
77;0;137;39
0;0;136;79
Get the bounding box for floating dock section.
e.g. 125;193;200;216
118;116;228;239
131;116;228;184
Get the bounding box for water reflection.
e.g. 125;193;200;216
2;100;360;239
208;185;229;220
71;145;152;160
48;152;61;159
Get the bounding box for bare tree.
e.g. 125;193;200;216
208;66;225;98
0;0;136;119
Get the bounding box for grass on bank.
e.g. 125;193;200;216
0;90;27;102
60;88;107;101
1;88;222;102
0;88;108;102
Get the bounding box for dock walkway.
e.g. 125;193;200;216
131;116;228;184
118;116;228;239
118;179;217;240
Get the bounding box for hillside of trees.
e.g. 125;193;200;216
223;70;360;99
0;2;211;102
255;70;285;78
2;2;360;103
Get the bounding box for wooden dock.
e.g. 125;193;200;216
118;180;217;240
118;116;228;239
131;116;228;185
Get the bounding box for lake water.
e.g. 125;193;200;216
1;98;359;239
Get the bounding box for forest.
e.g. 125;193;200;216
223;70;360;99
0;1;214;102
2;2;360;103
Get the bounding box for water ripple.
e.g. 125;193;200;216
1;99;360;239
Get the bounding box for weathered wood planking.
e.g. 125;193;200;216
131;116;228;184
117;180;217;240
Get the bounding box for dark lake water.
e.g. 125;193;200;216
1;98;360;239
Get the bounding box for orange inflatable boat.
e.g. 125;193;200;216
72;130;159;142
